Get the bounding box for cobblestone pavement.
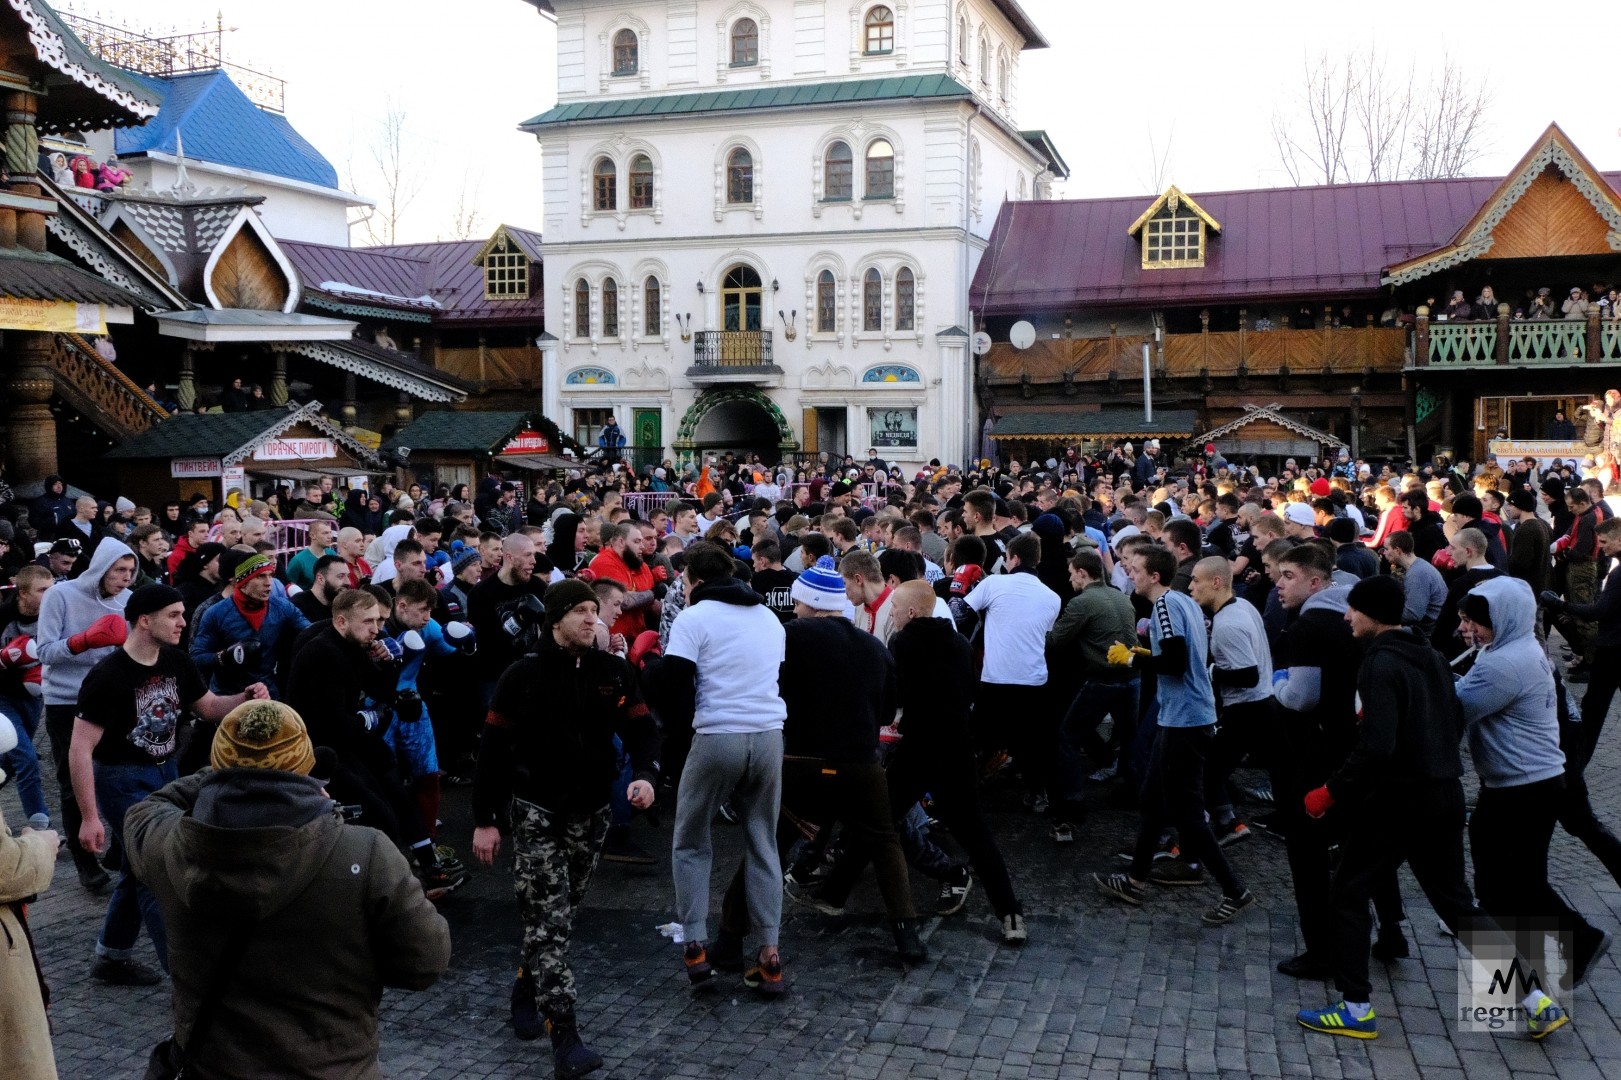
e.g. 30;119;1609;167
11;677;1621;1079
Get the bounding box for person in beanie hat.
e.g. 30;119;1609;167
70;583;269;988
789;556;848;612
473;566;658;1074
124;696;450;1080
190;552;310;698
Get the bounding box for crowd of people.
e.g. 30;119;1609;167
2;425;1620;1078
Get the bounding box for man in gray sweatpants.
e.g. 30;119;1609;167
656;541;788;995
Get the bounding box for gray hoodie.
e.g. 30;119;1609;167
36;536;136;706
1453;576;1565;789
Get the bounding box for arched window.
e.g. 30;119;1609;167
643;276;661;335
862;268;882;332
574;278;591;338
721;265;763;331
978;33;989;85
956;14;969;63
592;157;617;212
998;54;1009;100
824;141;853;201
726;147;753;204
1016;173;1027;201
602;279;619;337
731;18;759;66
865;140;895;199
816;270;837;332
612;29;638;75
895;267;915;331
629;154;653;209
864;6;895;55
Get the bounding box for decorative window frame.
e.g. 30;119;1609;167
954;5;970;69
717;2;771;82
481;233;530;300
714;137;765;222
590;155;618;214
802;253;848;347
821;139;856;203
850;2;908;69
598;14;652;91
850;254;927;350
630;258;672;349
560;261;626;354
968;136;983;223
702;248;777;333
810;121;905;219
579;139;663;230
976;30;990;86
997;46;1010;107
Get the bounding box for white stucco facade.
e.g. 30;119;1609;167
530;0;1059;467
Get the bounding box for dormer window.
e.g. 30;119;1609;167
484;235;529;300
1127;185;1221;270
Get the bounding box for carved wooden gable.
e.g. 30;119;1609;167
209;221;291;311
1477;167;1613;260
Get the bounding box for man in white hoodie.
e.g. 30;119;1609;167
35;537;136;892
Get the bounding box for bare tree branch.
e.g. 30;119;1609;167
1138;121;1175;193
346;99;425;246
440;169;486;241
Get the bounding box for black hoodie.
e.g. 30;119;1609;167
889;615;975;753
1326;627;1463;807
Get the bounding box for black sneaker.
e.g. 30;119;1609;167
1277;952;1335;980
784;879;844;916
441;772;475;787
1201;890;1258;926
683;940;715;986
1572;927;1613;988
743;953;786;997
90;956;163;986
510;966;544;1040
602;830;657;865
1147;860;1207;887
1094;871;1147;906
1000;913;1028;944
894;920;928;964
418;861;469;901
77;862;111;893
1114;841;1179;864
547;1013;604;1079
936;867;973;916
1371;928;1410;963
1214;819;1252;847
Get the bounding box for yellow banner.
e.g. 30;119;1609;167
0;298;107;334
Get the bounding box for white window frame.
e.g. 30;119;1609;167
850;2;908;69
714;138;765;222
716;3;772;82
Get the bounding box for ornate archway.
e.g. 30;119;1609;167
673;386;797;464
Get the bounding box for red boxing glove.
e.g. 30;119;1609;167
67;613;127;655
1304;785;1334;820
650;565;668;584
628;630;662;669
0;635;38;670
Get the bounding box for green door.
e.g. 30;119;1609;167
634;409;661;470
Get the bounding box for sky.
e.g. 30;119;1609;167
63;0;1621;243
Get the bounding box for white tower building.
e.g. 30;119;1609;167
523;0;1064;468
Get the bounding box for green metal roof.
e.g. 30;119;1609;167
521;74;973;129
104;408;303;461
382;410;533;454
990;409;1199;441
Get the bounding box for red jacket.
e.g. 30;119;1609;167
587;546;655;640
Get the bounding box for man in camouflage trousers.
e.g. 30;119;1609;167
473;579;659;1080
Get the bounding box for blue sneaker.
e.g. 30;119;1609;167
1527;993;1569;1040
1297;1001;1377;1039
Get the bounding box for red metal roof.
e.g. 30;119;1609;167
969;173;1621;315
280;240;431;303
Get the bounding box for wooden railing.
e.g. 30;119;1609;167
982;322;1407;384
692;330;774;368
1417;306;1621;367
50;332;169;440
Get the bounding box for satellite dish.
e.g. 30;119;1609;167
971;331;993;356
1009;321;1036;350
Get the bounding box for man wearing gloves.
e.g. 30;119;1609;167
472;577;658;1079
69;584;268;986
189;553;309;697
35;536;138;891
125;700;450;1078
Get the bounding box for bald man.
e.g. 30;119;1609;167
467;532;547;706
1189;557;1273;845
823;579;1028;941
335;526;372;588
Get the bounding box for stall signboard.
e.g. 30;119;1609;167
0;298;113;334
253;438;336;462
869;408;918;451
171;457;222;478
500;430;551;455
222;465;247;505
1487;439;1588;472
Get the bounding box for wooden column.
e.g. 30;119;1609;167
270;351;288;406
4;330;58;484
1495;304;1511;365
3;91;44;253
176;349;196;411
1414;307;1430;367
1587;306;1603;364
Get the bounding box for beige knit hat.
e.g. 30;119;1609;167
211;701;316;775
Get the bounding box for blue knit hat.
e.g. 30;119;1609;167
791;555;847;611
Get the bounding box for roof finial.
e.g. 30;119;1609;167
173;128;195;195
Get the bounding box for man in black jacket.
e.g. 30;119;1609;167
471;578;657;1079
284;588;463;897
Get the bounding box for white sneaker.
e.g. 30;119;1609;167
1001;913;1028;944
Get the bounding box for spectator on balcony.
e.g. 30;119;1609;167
1529;288;1556;320
1291;305;1315;330
1473;286;1502;321
222;377;251;413
1253;312;1274;331
1548;410;1578;440
598;417;627;457
1564;287;1591;320
1443;291;1473;321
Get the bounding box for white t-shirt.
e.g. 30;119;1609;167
666;594;787;733
964;569;1060;685
1209;598;1272;706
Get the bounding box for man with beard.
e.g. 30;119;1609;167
588;521;663;640
293;554;349;623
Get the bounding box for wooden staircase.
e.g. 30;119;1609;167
49;333;168;442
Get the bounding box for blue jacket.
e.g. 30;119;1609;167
190;593;310;696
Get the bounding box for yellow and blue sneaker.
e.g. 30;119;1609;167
1527;994;1569;1040
1297;1001;1377;1039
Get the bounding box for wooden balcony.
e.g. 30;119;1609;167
687;330;781;383
1416;307;1621;367
982;321;1407;388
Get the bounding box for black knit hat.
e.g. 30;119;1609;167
544;578;598;625
1325;517;1357;543
125;583;184;623
1346;574;1404;627
1451;493;1483;520
1508;488;1538;513
1459;591;1493;630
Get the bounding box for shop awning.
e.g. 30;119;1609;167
501;453;582;471
989;408;1198;441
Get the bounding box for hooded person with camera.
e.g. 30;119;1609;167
472;577;658;1079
